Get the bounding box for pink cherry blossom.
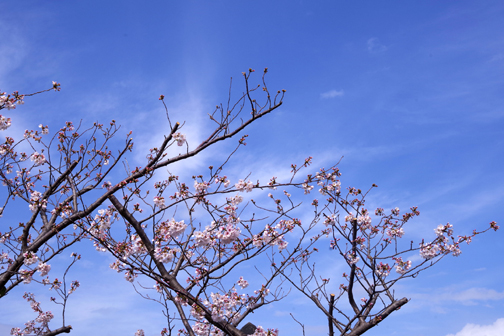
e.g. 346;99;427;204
173;132;186;146
153;195;166;208
235;179;253;192
30;152;46;165
237;276;249;289
23;251;39;266
0;115;11;130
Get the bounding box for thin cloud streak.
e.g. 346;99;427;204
320;89;344;99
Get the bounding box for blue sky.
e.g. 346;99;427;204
1;1;504;335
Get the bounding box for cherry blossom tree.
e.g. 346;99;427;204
0;71;498;336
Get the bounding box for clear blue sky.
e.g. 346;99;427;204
1;1;503;335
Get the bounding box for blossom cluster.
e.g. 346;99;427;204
315;168;342;195
375;262;392;277
154;246;180;263
0;115;12;131
357;213;372;230
345;251;360;265
28;191;47;212
156;218;187;241
194;180;210;195
393;257;412;274
89;208;115;240
252;224;288;251
10;292;54;336
19;256;53;285
237;276;249;289
193;222;241;248
172;132;186;146
0;89;24;112
235;179;253;192
193;195;245;247
30;152;46;166
214;176;231;188
153;195;166;208
419;223;466;259
386;226;405;239
190;279;276;336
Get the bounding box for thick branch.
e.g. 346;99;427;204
329;294;335;336
347;219;360;315
347;297;408;336
42;325;72;336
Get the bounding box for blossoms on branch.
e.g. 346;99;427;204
131;235;147;255
490;221;500;231
323;214;337;227
216;223;241;244
0;115;11;131
192;321;210;336
153;195;166;208
235;179;253;192
214;176;231;188
23;252;39;266
253;224;289;251
124;268;138;282
156;218;187;240
52;81;61;91
201;289;249;323
35;311;54;324
11;293;55;336
419;243;440;259
194;180;210;195
193;227;213;247
89;208;115;239
303;184;314;194
345;251;360;265
251;326;279;336
30;152;46;166
447;243;462;256
35;262;51;278
172;132;186;146
386;227;405;239
29;191;47;212
0;252;9;261
254;285;270;298
1;90;24;111
193;219;241;247
154;246;180;263
20;269;34;284
237;276;249;289
38;124;49;135
434;223;453;237
393;257;412;274
375;262;391;277
357;213;372;230
50;278;62;290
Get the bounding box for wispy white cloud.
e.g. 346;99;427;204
406;286;504;311
489;53;504;62
367;37;387;53
320;89;344;99
449;288;504;304
0;22;28;89
446;317;504;336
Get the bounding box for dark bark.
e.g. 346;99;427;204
42;325;72;336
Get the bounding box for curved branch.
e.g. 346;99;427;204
42;325;72;336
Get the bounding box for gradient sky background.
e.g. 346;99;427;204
1;1;504;336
